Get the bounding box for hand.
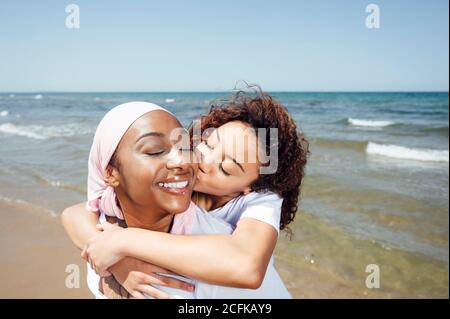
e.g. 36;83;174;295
109;257;195;299
81;227;125;277
98;215;123;231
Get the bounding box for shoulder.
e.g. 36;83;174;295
239;191;283;234
242;191;283;208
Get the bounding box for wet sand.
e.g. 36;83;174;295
0;198;448;299
0;201;91;298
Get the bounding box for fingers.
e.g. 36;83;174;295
99;269;112;277
137;285;174;299
92;261;111;277
81;246;88;261
146;273;194;292
143;264;176;275
130;291;146;299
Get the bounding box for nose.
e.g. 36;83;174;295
166;147;191;172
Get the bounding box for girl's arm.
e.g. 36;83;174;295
60;203;195;298
84;218;278;289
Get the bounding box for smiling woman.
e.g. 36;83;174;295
102;109;196;230
85;103;195;229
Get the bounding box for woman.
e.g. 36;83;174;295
62;90;308;298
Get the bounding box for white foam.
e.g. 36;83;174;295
0;195;57;217
9;94;14;98
0;122;93;140
34;94;43;100
348;118;395;127
165;98;175;103
367;142;449;163
0;110;8;117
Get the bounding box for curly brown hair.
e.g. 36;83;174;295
194;87;309;232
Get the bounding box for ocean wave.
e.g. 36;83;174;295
0;122;93;140
0;195;57;217
419;126;449;135
366;142;449;163
34;94;43;100
31;173;85;194
348;118;395;127
313;138;367;152
165;98;175;103
0;110;8;117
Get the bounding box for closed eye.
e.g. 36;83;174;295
147;151;165;156
219;163;231;176
204;140;214;150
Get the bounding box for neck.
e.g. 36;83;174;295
116;193;174;233
194;192;240;211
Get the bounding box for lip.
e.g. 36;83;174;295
156;177;192;195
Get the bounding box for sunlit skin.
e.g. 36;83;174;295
193;120;261;210
105;110;196;231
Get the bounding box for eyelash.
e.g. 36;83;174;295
204;141;229;176
147;151;164;156
204;140;213;150
147;147;190;157
219;163;231;176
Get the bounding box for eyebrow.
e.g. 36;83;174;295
135;132;165;143
217;130;245;173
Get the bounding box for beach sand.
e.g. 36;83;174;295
1;196;448;299
0;201;91;298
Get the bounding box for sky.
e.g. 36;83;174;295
0;0;448;92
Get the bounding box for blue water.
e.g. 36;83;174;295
0;91;448;266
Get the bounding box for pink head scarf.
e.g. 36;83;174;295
86;101;173;220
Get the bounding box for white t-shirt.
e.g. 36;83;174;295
209;191;283;235
87;200;291;299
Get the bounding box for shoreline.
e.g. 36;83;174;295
1;197;448;298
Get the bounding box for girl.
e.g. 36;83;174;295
62;89;308;298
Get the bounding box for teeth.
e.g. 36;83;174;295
158;181;188;189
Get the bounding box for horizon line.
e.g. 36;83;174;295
1;90;449;94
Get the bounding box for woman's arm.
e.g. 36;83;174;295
84;218;278;289
61;202;100;250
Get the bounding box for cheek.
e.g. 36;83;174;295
209;175;244;195
121;157;160;198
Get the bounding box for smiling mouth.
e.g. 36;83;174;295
157;180;190;194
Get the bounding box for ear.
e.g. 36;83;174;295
104;165;120;188
242;187;253;195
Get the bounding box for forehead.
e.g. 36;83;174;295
216;121;260;164
125;110;181;140
217;121;257;139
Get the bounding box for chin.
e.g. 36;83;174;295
163;198;192;214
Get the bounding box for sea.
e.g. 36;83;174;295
0;92;448;298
